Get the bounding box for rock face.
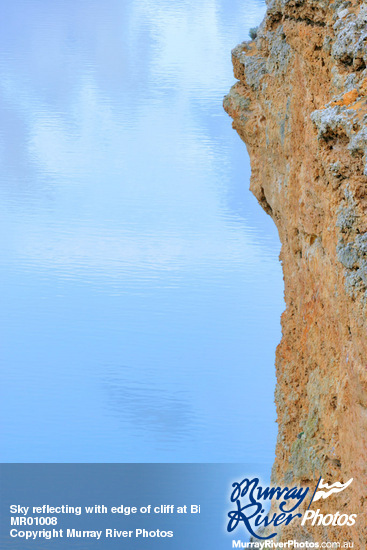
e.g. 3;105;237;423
224;0;367;544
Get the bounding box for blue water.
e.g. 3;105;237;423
0;0;283;463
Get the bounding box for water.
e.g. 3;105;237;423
0;0;283;463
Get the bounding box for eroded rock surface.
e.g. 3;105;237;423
224;0;367;544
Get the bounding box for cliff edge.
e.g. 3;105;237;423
224;0;367;544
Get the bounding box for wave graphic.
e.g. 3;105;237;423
313;478;353;502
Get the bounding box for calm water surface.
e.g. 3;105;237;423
0;0;283;462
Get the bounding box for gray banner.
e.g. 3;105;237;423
0;463;271;549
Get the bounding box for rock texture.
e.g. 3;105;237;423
224;0;367;545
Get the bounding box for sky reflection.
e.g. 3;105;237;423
0;0;283;463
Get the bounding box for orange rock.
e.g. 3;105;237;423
342;89;359;106
224;0;367;545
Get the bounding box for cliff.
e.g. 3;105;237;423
224;0;367;544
